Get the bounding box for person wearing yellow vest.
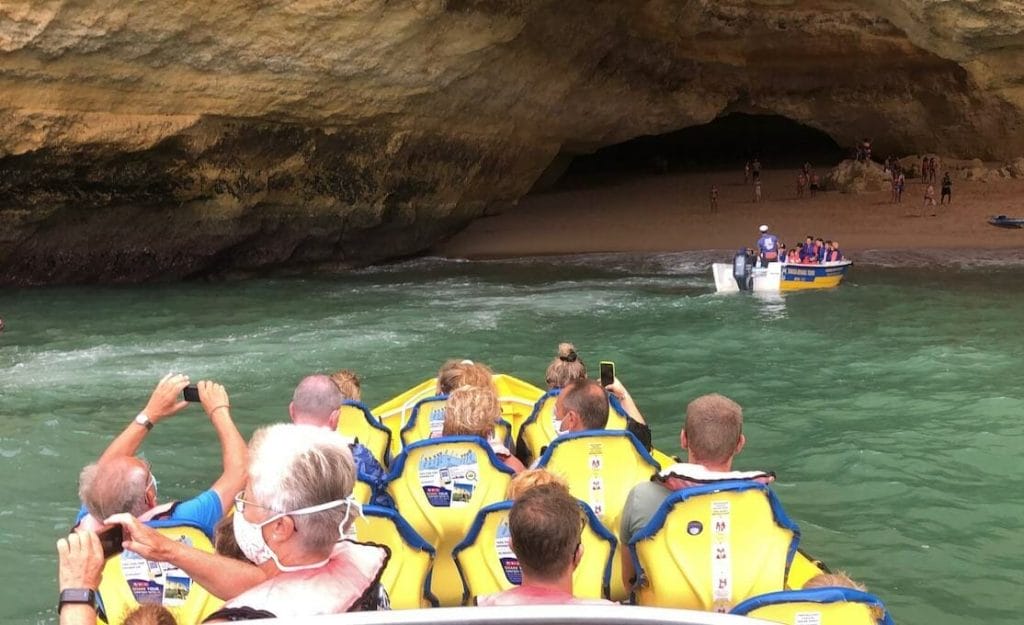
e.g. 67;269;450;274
106;423;391;621
618;394;774;588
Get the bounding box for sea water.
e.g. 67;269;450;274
1;251;1022;623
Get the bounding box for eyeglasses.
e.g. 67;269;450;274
234;491;277;515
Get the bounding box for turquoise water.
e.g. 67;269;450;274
2;252;1023;623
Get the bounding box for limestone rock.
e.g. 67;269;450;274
1;1;1024;283
825;160;892;194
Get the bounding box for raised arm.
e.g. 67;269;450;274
57;532;104;625
106;513;267;600
97;374;190;464
198;380;249;514
604;377;647;425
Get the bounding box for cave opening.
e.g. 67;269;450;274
536;113;845;192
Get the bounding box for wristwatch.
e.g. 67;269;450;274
58;588;97;613
133;412;154;431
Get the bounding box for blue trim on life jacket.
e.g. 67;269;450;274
399;393;449;442
451;498;619;603
535;429;659;470
627;480;801;598
520;388;561;432
384;435;518;484
731;588;894;625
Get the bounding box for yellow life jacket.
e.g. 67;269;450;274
400;394;513;451
517;390;632;466
628;480;800;612
385;436;515;606
96;521;223;625
352;477;375;506
452;499;617;603
536;430;660;601
337;401;392;467
730;588;895;624
353;505;438;609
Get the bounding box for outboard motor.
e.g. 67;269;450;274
733;248;752;291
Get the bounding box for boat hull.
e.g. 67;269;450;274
712;261;852;293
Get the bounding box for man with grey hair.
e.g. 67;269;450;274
289;373;389;507
74;374;247;540
107;423;391;618
289;374;345;429
618;393;774;586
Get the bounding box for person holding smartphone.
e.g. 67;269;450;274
73;374;248;541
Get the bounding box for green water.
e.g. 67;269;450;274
2;252;1023;624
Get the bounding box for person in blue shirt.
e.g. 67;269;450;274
755;224;780;266
75;375;248;539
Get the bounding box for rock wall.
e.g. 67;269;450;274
1;1;1022;283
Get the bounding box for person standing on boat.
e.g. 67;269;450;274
755;225;779;266
477;485;612;606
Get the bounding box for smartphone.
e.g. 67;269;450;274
600;361;615;388
98;525;124;559
182;384;201;402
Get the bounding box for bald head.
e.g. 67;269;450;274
290;375;343;429
79;457;152;520
682;393;745;469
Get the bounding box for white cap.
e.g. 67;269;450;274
759;224;769;232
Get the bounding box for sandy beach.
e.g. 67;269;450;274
435;168;1024;258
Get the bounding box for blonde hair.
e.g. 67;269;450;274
804;571;883;620
442;385;500;438
804;571;866;591
506;468;569;500
545;342;586;389
329;369;362;401
122;604;178;625
437;359;495;395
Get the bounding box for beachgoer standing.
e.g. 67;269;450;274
796;172;806;198
896;171;905;203
924;184;936;212
809;172;820;198
744;161;751;184
751;157;762;182
753;179;763;203
709;185;719;213
941;172;952;204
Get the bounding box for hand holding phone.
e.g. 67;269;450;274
98;525;124;559
182;384;201;402
600;361;616;388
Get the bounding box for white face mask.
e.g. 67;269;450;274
232;496;363;572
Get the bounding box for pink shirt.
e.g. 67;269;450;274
478;585;614;606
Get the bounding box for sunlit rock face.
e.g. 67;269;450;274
1;0;1021;283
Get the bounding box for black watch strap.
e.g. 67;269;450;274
58;588;96;613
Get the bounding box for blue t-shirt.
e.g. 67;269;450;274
75;489;223;539
757;234;779;256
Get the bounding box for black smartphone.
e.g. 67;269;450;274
182;384;201;402
600;361;615;388
98;525;124;559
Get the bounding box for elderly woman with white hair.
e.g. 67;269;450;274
107;423;390;621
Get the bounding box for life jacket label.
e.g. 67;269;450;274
418;450;479;508
710;500;732;613
587;447;606;517
120;535;196;606
495;519;522;585
428;407;445;438
795;612;822;625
